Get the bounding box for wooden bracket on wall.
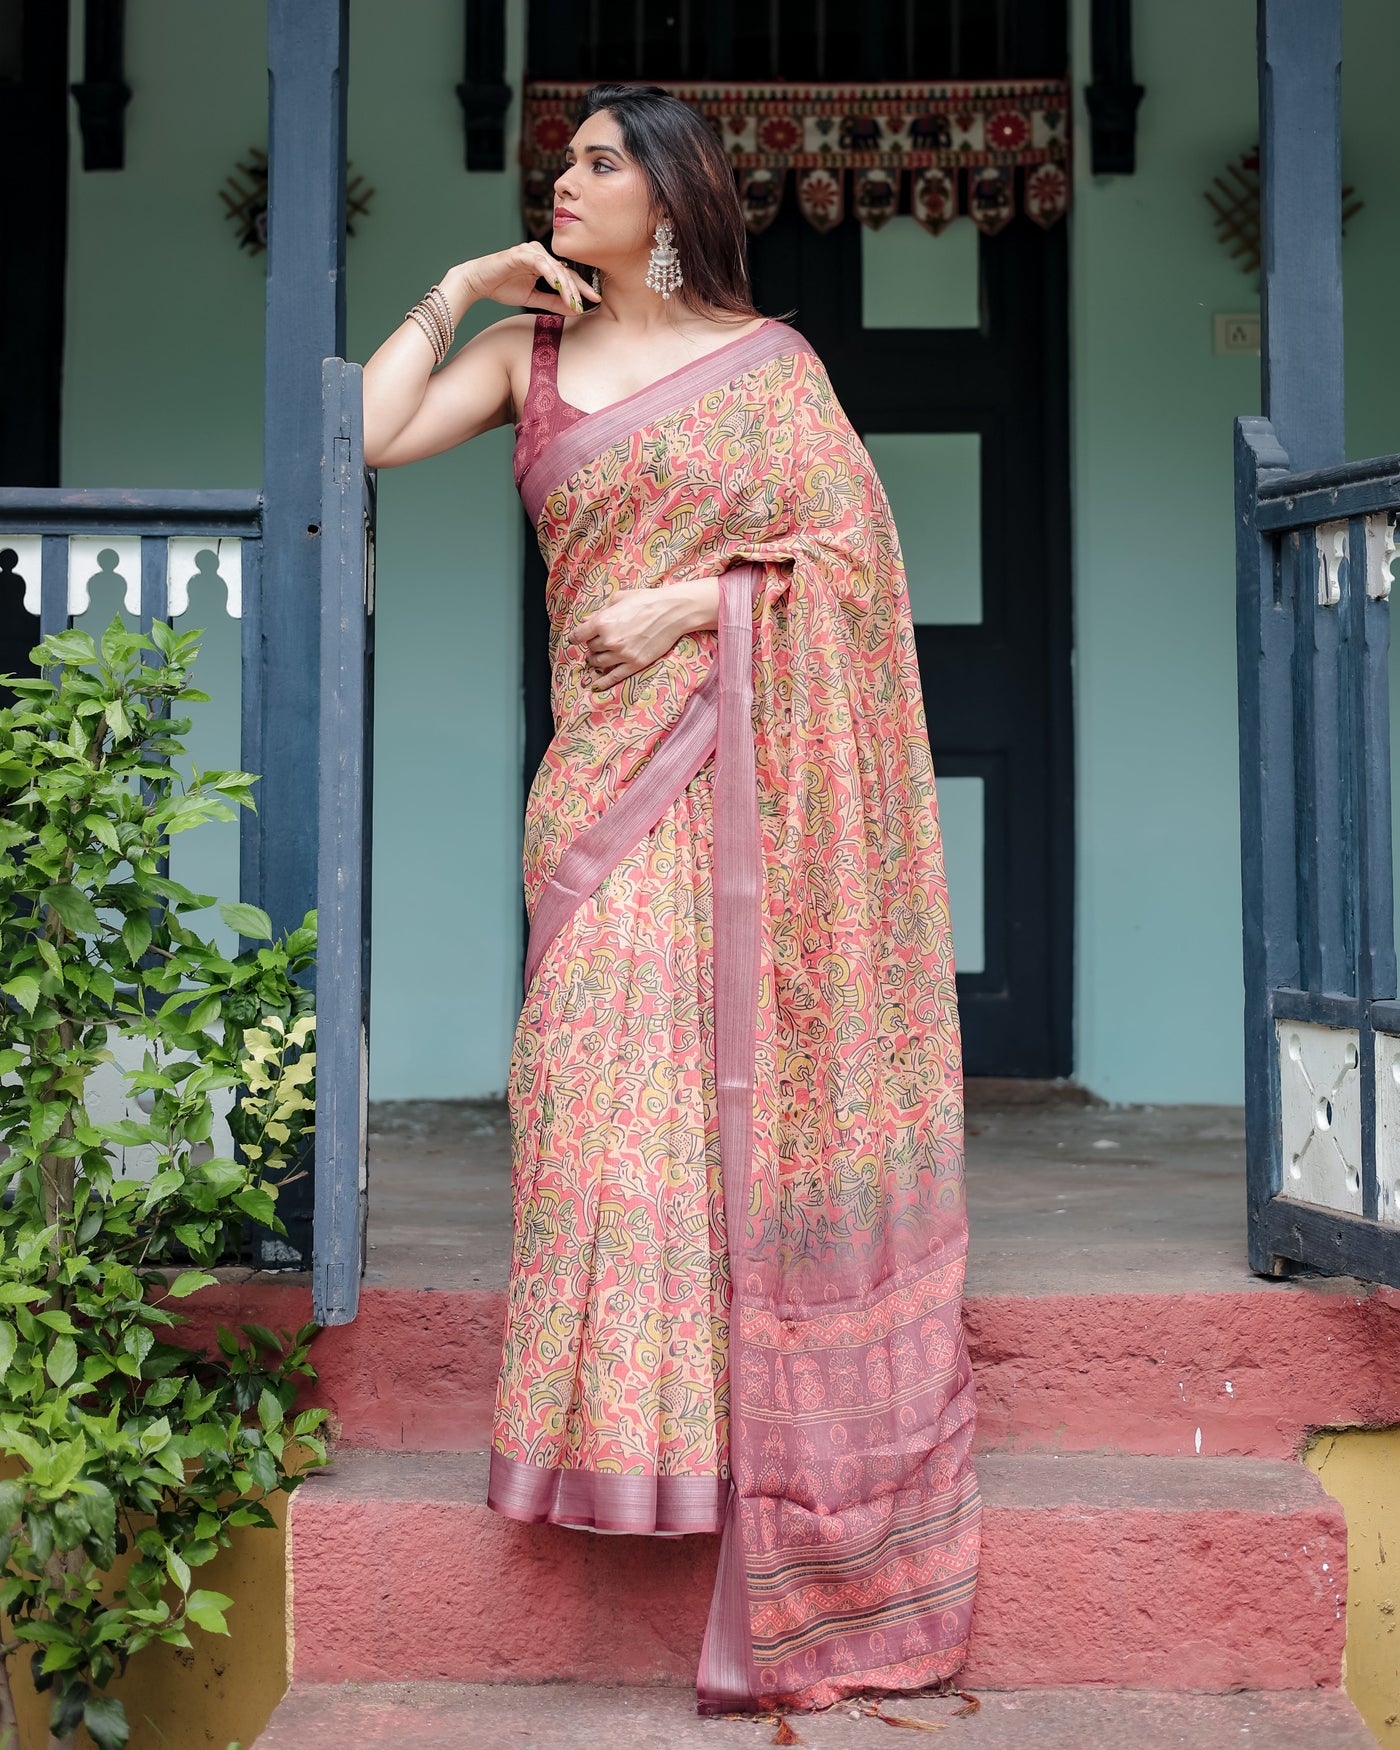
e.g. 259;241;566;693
70;0;131;172
1084;0;1144;174
457;0;512;171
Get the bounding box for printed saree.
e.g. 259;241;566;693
489;317;980;1712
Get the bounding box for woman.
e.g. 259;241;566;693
361;81;979;1717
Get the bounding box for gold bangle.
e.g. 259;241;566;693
425;283;456;348
418;285;453;357
421;300;449;358
413;292;446;357
415;294;447;355
405;305;445;364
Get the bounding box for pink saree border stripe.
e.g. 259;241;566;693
520;320;815;524
487;1448;729;1534
523;655;720;993
696;564;764;1713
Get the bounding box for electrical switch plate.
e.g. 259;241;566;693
1214;311;1261;354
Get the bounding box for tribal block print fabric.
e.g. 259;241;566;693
492;315;980;1711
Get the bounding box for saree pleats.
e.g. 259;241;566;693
492;756;732;1507
494;320;980;1710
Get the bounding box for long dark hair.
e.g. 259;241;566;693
564;82;760;323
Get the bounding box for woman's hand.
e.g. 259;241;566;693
454;242;601;317
572;578;721;691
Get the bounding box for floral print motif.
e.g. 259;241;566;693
493;325;978;1711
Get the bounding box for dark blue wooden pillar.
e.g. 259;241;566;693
1238;0;1348;1276
1258;0;1344;471
246;0;350;1265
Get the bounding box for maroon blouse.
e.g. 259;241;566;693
512;313;589;489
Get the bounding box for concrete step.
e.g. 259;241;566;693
180;1277;1400;1459
182;1274;1400;1463
284;1448;1346;1692
252;1679;1379;1749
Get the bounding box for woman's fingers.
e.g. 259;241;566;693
465;241;600;312
526;244;597;314
530;250;581;313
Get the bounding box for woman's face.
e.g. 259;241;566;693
552;110;657;266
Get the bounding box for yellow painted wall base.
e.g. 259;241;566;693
0;1478;289;1750
1305;1427;1400;1750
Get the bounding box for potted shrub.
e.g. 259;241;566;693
0;617;328;1749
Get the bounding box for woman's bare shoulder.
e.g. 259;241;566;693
465;311;538;358
471;312;543;420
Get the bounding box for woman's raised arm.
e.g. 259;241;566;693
362;242;600;469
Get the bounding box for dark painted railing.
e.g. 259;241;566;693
2;2;374;1326
1237;0;1400;1291
1237;432;1400;1286
0;496;264;885
0;429;373;1329
0;486;284;1233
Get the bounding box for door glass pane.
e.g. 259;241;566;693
861;216;980;329
937;775;985;976
863;431;982;624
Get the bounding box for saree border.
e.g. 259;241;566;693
523;645;720;994
696;565;764;1712
520;319;815;524
487;1448;729;1535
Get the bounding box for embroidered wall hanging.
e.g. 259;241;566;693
520;79;1071;239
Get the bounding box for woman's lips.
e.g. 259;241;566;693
554;210;579;224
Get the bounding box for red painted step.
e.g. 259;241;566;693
253;1679;1379;1749
181;1278;1400;1459
284;1447;1346;1692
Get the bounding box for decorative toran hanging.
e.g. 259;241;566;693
520;79;1071;240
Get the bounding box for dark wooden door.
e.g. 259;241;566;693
522;0;1073;1077
0;0;69;700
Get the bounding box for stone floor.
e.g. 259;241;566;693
255;1679;1380;1749
357;1086;1356;1298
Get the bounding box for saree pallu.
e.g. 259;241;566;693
490;318;980;1711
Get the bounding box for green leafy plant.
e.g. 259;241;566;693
0;618;329;1748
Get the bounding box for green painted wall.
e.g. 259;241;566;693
344;0;528;1099
54;1;1400;1104
1068;0;1259;1102
1067;0;1399;1102
61;0;529;1098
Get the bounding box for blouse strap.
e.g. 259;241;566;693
521;311;565;422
